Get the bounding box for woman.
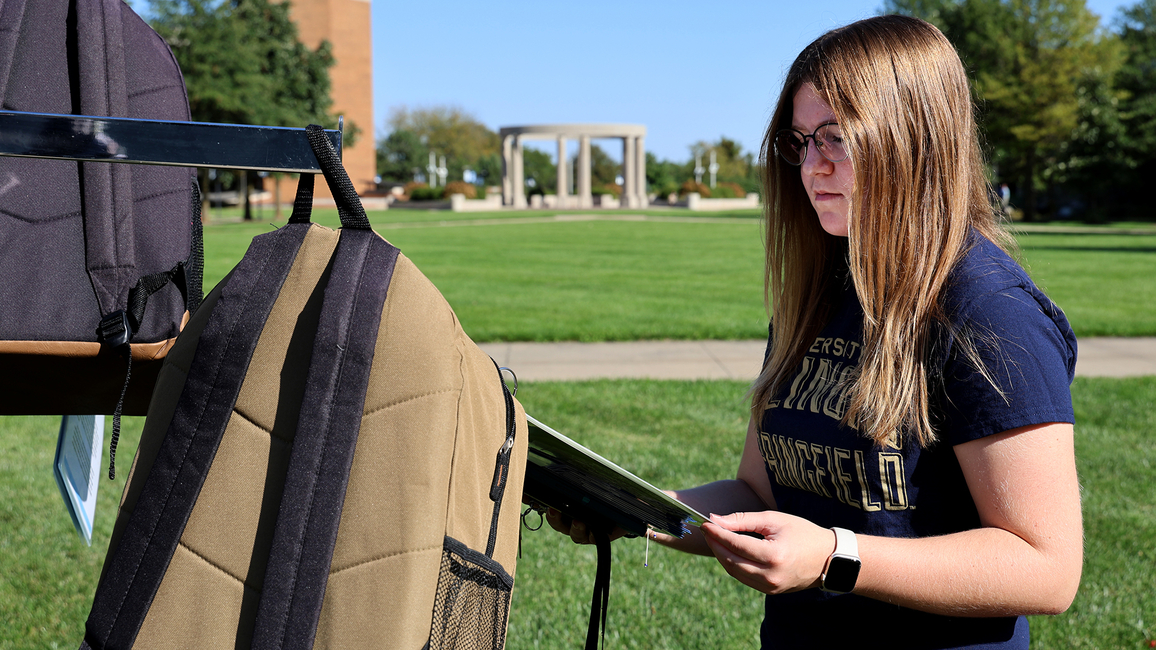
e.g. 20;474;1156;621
549;15;1082;649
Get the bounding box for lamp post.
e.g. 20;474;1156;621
709;150;719;189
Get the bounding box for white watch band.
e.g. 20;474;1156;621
832;526;858;558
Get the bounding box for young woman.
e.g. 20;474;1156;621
548;15;1082;649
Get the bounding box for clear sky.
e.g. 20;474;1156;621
372;0;1134;164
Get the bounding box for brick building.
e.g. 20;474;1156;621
287;0;374;197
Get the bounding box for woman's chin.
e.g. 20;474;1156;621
817;214;850;237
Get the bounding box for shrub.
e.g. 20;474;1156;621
409;186;445;201
402;181;427;199
679;180;710;198
593;183;622;198
443;181;476;199
719;182;746;198
654;181;680;198
709;182;746;199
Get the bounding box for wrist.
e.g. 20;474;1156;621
820;527;862;594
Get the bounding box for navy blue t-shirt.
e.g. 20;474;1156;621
756;235;1077;649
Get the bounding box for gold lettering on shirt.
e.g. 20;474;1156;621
832;447;857;508
854;450;882;512
879;453;910;511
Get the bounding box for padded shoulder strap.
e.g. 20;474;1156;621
250;228;399;650
76;0;136;316
79;223;312;650
0;0;30;102
251;125;397;650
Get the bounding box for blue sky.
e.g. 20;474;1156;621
372;0;1134;164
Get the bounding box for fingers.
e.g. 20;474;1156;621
544;508;598;545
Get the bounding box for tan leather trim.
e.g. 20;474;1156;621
0;311;189;361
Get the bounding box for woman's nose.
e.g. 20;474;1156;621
801;140;832;176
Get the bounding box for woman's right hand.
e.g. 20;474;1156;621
544;508;629;545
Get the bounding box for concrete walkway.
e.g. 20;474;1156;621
479;337;1156;382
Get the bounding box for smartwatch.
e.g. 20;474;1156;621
820;527;861;594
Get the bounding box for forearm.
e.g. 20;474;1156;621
660;479;770;556
854;524;1083;617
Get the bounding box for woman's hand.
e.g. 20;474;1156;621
543;508;629;545
700;510;835;595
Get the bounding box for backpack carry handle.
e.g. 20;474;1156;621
289;124;371;231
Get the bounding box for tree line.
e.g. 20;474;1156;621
377;107;761;200
886;0;1156;221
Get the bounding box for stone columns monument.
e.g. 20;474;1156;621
577;135;592;208
498;124;647;209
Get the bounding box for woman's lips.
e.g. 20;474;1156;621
813;192;843;201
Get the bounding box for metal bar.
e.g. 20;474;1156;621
0;111;340;173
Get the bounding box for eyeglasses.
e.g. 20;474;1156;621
773;123;848;166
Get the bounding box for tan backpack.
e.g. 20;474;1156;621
79;126;528;650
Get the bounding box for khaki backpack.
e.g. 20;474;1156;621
79;126;528;650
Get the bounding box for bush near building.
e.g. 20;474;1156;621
443;181;476;199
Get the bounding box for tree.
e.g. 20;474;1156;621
646;152;685;197
885;0;1120;220
386;105;500;183
1113;0;1156;216
150;0;345;219
377;129;429;183
522;149;555;196
588;144;620;187
689;136;759;192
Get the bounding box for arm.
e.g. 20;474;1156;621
702;421;1083;617
655;415;777;555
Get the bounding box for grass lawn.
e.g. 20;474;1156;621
2;377;1152;649
204;208;1156;340
204;209;769;342
1015;232;1156;337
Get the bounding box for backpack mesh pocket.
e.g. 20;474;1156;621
427;536;514;650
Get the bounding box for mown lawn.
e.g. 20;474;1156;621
1;377;1152;649
201;209;1156;340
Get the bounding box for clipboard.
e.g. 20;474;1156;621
522;414;708;539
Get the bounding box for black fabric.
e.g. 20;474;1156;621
427;536;515;650
186;180;204;312
304;124;370;230
586;530;611;650
80;224;311;650
485;365;517;558
250;229;399;650
0;0;194;345
288;173;315;224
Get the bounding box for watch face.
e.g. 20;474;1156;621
823;555;862;594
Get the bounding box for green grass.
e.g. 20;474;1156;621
0;415;145;649
201;210;1156;341
204;210;769;342
3;378;1150;649
508;377;1156;650
1015;232;1156;337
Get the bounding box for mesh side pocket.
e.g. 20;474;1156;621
427;536;514;650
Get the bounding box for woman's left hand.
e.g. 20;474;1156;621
700;511;836;595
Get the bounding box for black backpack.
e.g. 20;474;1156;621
0;0;202;425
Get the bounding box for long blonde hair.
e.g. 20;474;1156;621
751;15;1010;448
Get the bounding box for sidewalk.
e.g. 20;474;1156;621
479;337;1156;382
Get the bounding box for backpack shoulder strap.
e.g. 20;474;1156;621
0;0;30;102
79;223;312;650
250;227;399;650
75;0;136;318
250;125;399;650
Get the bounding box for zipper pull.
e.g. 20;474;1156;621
489;434;515;502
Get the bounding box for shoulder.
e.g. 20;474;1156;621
932;233;1078;444
943;235;1076;372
